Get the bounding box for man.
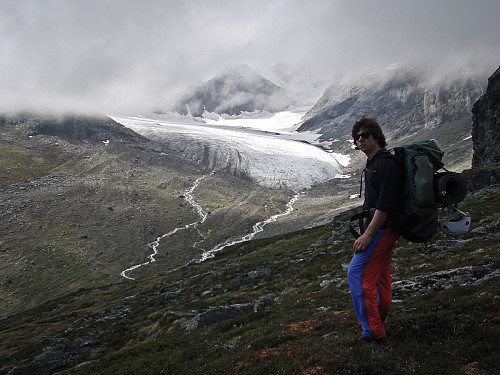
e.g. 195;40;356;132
347;116;402;344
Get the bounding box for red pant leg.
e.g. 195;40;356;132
377;249;392;326
361;229;399;339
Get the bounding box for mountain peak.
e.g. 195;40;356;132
173;65;292;117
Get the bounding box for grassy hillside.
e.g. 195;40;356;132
1;185;499;374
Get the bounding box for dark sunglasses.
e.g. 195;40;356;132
354;132;370;141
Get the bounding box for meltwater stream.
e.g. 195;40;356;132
120;174;209;280
120;174;301;280
198;191;301;262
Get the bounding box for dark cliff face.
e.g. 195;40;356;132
472;66;500;168
298;67;486;155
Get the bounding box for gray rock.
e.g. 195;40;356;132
472;226;488;235
181;294;277;330
7;340;83;375
233;269;271;283
393;264;498;300
417;239;472;254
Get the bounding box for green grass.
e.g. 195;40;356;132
67;277;498;375
56;186;499;375
0;141;70;184
3;197;496;375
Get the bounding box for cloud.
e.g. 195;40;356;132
1;0;499;114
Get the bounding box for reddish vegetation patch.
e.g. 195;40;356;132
459;362;487;375
233;360;249;371
287;345;304;358
259;347;281;361
287;319;321;334
484;311;500;333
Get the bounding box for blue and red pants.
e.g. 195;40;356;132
347;228;400;339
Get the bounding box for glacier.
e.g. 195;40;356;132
111;110;348;191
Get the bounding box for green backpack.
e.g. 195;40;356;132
349;139;467;243
394;140;444;242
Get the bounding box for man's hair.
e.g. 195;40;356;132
352;116;387;148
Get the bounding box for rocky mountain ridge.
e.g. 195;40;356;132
297;67;487;173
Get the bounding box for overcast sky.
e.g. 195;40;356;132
1;0;499;113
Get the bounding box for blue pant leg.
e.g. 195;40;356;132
347;230;383;338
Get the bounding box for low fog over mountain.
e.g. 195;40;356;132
173;64;293;117
1;1;498;113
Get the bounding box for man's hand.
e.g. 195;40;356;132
353;232;373;253
352;209;388;253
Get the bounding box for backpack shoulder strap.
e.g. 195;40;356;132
348;208;376;239
356;149;396;200
363;150;397;188
368;150;396;173
348;211;370;239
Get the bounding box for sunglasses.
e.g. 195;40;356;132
354;132;370;141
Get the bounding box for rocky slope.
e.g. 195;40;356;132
472;66;500;168
297;66;487;172
0;67;496;321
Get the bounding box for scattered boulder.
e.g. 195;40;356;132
159;287;184;300
417;239;472;254
471;227;488;235
7;339;84;375
181;294;277;330
233;269;271;283
392;264;498;300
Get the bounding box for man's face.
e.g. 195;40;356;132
354;127;378;155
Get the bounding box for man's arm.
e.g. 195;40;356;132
353;209;388;253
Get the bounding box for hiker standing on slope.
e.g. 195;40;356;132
347;116;403;344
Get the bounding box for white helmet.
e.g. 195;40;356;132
438;206;471;235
